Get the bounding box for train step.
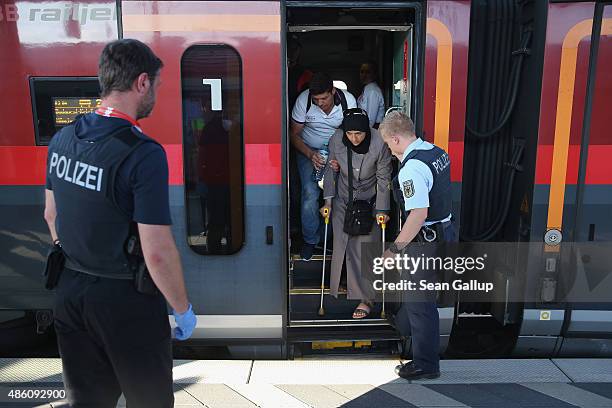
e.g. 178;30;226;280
290;288;347;295
290;298;394;327
289;317;391;328
290;254;333;263
289;325;399;342
288;325;401;356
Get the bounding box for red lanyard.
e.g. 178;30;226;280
95;107;141;130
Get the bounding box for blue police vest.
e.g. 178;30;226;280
392;144;452;223
47;124;156;279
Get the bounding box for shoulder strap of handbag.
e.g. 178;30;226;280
347;145;354;204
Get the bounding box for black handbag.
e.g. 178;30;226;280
343;147;375;235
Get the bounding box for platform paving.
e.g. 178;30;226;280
0;358;610;407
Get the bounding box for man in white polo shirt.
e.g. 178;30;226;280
291;72;357;260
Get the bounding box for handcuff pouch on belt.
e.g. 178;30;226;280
417;220;454;243
44;241;65;290
126;233;159;295
421;225;438;242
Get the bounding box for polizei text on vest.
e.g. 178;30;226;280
49;153;104;192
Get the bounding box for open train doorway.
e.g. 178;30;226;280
284;3;424;356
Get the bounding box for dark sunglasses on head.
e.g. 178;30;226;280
343;108;368;118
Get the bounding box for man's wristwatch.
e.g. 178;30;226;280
388;242;403;254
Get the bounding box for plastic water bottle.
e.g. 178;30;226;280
312;143;329;182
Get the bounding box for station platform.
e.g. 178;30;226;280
1;358;611;407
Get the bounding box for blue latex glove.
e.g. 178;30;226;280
173;303;196;340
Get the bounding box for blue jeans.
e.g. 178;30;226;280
296;152;322;245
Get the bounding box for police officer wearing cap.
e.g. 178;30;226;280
44;39;196;407
379;111;455;380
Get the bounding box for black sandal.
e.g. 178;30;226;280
352;302;372;319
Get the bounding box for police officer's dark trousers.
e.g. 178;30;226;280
394;223;455;373
53;268;173;408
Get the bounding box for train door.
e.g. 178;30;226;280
550;2;612;357
285;2;424;356
283;1;473;358
505;1;612;358
122;1;286;358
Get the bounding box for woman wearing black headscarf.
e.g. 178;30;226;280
321;108;392;318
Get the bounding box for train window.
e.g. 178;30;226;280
30;77;101;146
181;45;244;255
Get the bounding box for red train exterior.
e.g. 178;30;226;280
0;1;610;358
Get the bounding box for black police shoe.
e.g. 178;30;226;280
395;361;440;380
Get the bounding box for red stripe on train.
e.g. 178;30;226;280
534;144;612;185
449;141;463;183
0;144;282;186
3;143;611;186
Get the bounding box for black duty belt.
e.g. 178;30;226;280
415;219;452;243
63;265;133;281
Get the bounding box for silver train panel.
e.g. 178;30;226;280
0;185;285;332
169;314;283;339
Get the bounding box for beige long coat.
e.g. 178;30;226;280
323;128;392;300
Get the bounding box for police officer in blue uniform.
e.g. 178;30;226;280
379;111;455;380
44;39;196;408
